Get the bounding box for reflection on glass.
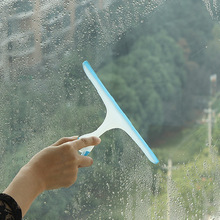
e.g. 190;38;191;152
0;0;220;219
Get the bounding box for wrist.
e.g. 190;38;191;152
4;164;45;216
22;163;46;194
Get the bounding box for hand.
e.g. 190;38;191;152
26;136;101;191
3;136;101;216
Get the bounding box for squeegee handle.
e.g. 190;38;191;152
78;130;105;156
79;114;116;156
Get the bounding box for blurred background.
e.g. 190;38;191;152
1;0;220;219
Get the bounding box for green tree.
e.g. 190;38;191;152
98;30;187;141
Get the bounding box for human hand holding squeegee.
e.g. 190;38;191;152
79;61;159;164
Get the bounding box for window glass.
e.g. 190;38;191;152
1;0;220;219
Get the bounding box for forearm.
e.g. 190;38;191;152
3;164;44;217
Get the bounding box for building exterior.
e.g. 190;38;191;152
0;0;109;80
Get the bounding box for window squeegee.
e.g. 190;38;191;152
79;61;159;164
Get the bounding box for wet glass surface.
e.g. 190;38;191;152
1;0;220;219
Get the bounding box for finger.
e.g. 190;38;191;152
78;156;94;168
52;136;79;146
74;136;101;151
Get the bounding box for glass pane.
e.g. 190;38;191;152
1;0;220;219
